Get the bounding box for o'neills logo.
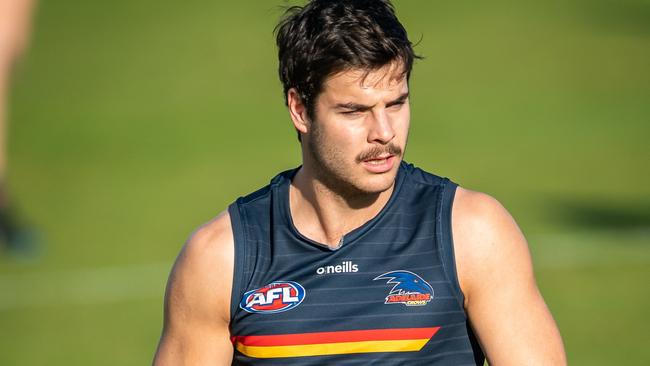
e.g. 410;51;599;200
316;261;359;275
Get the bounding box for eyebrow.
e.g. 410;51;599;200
334;92;410;111
386;92;410;107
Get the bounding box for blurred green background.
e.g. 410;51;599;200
1;0;649;364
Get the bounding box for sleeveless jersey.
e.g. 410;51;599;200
228;162;485;365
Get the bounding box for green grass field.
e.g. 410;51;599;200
1;0;649;364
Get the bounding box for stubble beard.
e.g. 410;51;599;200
306;120;404;202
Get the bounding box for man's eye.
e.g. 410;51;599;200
389;102;404;109
341;110;362;116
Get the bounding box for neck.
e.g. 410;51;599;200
289;166;395;249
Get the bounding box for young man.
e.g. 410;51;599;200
154;1;566;365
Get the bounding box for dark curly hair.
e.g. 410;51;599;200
275;0;419;121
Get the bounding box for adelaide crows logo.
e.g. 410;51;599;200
374;270;433;306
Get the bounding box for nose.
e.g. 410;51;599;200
368;109;395;144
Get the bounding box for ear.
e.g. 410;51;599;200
287;88;309;134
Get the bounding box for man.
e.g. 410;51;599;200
0;0;38;257
154;1;566;365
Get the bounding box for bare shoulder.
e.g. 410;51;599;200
451;187;533;305
452;187;519;234
153;210;235;365
168;210;235;323
183;209;235;273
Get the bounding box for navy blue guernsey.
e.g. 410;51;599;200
228;162;485;365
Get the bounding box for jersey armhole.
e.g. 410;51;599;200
436;179;466;309
228;202;247;323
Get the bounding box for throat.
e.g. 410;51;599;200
288;169;394;248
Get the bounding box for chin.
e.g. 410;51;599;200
355;168;399;194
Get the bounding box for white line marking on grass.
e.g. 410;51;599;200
0;262;172;310
1;230;648;310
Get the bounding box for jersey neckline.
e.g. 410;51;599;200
275;162;408;251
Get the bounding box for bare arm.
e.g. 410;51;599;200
153;211;234;365
452;188;566;365
0;0;36;66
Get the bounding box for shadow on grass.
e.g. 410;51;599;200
544;197;650;231
570;0;650;36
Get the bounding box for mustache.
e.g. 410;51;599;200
356;143;402;163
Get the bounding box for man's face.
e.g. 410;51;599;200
303;63;410;196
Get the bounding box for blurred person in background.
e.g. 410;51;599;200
154;0;566;364
0;0;37;256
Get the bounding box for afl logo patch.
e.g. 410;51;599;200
239;281;306;314
374;270;433;306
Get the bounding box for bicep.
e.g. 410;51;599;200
155;320;233;366
464;236;563;365
453;189;566;365
153;212;235;365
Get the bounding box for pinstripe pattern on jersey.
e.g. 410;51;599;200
228;162;485;365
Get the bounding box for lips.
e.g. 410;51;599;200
362;154;396;173
364;154;393;163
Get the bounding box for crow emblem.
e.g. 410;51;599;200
374;270;434;306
